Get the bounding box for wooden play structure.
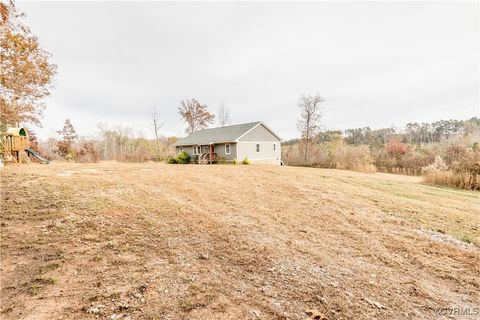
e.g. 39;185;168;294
0;127;49;164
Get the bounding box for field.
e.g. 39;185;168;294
1;162;479;320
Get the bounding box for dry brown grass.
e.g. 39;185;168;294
1;162;479;320
423;169;480;191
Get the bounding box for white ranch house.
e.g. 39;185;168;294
175;121;282;165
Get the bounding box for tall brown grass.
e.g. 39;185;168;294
423;170;479;191
422;156;480;191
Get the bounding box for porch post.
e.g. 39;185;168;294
209;144;213;164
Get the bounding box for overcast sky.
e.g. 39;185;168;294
18;1;479;140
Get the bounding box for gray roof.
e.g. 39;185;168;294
175;122;261;146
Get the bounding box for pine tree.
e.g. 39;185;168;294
56;119;78;157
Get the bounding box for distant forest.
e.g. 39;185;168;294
282;117;480;190
283;117;480;146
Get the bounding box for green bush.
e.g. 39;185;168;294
460;234;472;244
176;151;191;164
242;157;250;165
166;157;177;164
473;142;479;152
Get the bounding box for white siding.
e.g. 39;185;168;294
236;142;281;165
238;123;280;142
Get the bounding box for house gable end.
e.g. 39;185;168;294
236;123;281;142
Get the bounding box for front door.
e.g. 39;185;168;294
202;145;214;153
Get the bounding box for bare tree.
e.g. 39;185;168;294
178;98;215;134
151;102;164;154
217;100;231;127
297;93;324;162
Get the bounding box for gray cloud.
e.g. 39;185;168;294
17;1;479;139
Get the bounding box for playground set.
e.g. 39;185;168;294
0;127;49;165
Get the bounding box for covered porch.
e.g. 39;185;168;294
193;143;218;164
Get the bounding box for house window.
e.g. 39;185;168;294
256;144;260;152
193;146;201;155
225;144;231;155
179;146;183;152
273;143;276;151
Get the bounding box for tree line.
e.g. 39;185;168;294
287;117;480;148
289;92;479;190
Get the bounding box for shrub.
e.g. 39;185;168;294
331;144;375;173
399;148;436;175
473;142;479;152
444;141;467;166
166;157;177;164
281;142;375;172
242;157;250;165
176;151;191;164
460;234;472;244
422;156;448;173
77;142;99;163
385;139;407;158
422;155;480;190
64;149;77;162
